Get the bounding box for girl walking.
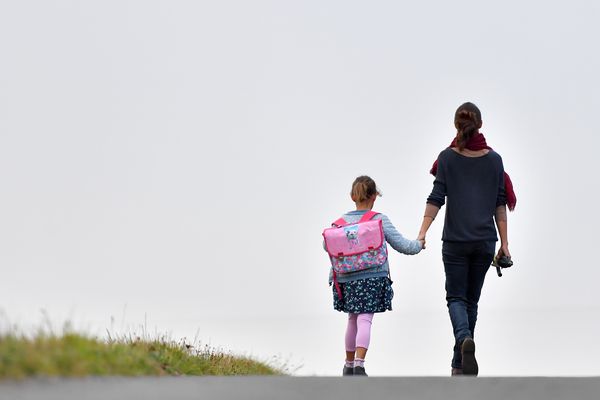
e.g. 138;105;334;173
324;176;423;376
418;102;516;376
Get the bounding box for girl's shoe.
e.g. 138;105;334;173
353;366;368;376
451;368;463;376
461;337;478;376
343;366;354;376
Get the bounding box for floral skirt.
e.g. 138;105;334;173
332;277;393;313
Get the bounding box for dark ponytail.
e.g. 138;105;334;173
454;102;482;151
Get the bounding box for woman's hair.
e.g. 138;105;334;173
454;102;482;151
351;176;381;203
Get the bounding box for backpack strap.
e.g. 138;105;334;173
333;212;378;227
332;270;343;301
332;217;347;227
358;211;379;223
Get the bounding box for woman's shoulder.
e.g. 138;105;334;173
487;149;504;163
439;147;454;157
436;147;455;163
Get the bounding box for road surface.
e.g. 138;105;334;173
2;376;599;400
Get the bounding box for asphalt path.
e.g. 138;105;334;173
2;376;600;400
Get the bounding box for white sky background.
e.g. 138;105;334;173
1;1;599;376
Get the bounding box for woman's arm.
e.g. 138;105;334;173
418;203;440;248
494;205;511;258
420;153;446;248
495;157;510;258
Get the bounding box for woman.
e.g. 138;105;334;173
417;102;516;376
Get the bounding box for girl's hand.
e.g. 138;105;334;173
418;235;426;250
496;244;511;260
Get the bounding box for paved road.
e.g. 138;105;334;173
2;376;599;400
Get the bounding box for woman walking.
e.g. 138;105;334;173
417;102;516;376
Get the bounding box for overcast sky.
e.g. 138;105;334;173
1;1;599;376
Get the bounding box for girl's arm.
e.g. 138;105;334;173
380;215;422;255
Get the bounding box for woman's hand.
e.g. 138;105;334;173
496;244;511;260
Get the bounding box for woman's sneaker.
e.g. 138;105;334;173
343;366;354;376
461;337;478;376
353;366;368;376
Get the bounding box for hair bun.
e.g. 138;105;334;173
454;102;482;150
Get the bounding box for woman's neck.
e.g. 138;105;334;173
451;147;490;157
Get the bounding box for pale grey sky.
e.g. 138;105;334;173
1;1;599;376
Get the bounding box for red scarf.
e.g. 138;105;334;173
429;133;517;211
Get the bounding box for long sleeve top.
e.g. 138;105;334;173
427;148;507;242
327;210;422;283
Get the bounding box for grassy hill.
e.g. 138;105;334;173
0;332;281;379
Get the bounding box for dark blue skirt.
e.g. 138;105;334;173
332;277;393;313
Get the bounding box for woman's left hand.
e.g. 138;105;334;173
496;244;511;260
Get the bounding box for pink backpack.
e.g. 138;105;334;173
322;211;388;299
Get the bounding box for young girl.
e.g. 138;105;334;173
327;176;423;376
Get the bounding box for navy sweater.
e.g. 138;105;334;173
427;148;507;242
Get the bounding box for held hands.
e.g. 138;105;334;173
417;235;426;250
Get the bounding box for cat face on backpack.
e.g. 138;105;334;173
344;225;360;248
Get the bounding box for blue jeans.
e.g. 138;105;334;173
442;241;495;369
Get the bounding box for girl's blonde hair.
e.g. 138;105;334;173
351;176;381;203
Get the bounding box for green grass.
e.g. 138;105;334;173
0;332;282;379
